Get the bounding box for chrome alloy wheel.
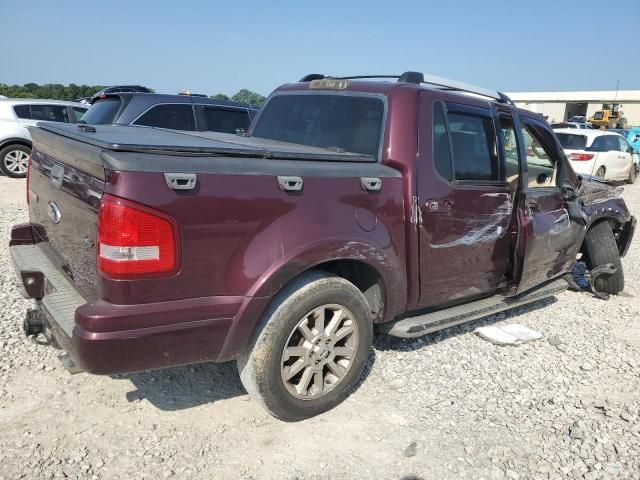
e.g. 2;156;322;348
280;304;359;400
3;149;29;175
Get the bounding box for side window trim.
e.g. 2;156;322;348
445;101;505;186
495;108;522;190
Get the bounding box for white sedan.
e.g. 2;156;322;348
554;129;636;183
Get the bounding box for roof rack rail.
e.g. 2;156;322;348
298;71;514;105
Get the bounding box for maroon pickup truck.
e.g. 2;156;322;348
10;72;635;421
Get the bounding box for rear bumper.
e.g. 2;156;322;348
10;237;241;375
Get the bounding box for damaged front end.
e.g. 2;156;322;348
578;175;635;257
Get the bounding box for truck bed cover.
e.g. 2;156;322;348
36;122;376;162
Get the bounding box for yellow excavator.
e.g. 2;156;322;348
589;103;628;129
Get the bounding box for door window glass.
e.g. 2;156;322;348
432;102;452;180
72;107;88;123
521;122;558;188
201;107;250;134
29;105;70;122
448;112;499;182
499;116;519;188
617;136;630;152
13;105;31;119
133;104;196;131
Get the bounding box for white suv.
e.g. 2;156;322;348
555;128;636;183
0;99;88;178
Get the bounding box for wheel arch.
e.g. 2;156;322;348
218;240;405;360
0;137;32;151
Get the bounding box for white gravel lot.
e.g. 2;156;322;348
0;175;639;480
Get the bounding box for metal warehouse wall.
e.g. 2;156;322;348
517;102;640;126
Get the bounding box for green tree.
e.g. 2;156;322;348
210;93;230;100
231;89;266;105
0;83;105;101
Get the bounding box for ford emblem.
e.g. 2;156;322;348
47;202;62;224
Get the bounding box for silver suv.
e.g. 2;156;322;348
0;99;88;178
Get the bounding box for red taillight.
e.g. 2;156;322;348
26;155;31;205
568;153;595;161
97;195;178;278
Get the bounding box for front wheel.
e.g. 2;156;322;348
0;144;30;178
238;272;373;421
583;221;624;294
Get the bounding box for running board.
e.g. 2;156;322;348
381;279;568;338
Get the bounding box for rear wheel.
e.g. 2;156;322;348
0;144;30;178
583;221;624;294
595;166;606;178
238;271;373;421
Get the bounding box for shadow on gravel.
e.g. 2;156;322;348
115;361;244;411
116;350;378;412
374;297;557;353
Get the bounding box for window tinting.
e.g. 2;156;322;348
201;107;250;134
448;112;499;182
82;98;121;124
13;105;31;119
252;94;384;158
432;102;452;180
133;104;196;131
590;135;620;152
556;133;587;150
29;105;70;122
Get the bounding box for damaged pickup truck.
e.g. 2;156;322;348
10;72;636;421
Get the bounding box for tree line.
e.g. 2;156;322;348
0;83;266;105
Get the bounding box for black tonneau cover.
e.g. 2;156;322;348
36;123;375;163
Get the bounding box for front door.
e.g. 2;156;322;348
417;98;517;308
513;115;584;294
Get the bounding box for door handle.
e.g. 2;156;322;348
361;177;382;192
277;176;303;192
528;198;541;212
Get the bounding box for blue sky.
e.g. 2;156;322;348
1;0;639;96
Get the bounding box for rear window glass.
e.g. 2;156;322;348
201;106;250;134
13;105;31;119
82;98;122;124
251;94;384;158
29;105;70;122
133;104;196;131
556;133;587;150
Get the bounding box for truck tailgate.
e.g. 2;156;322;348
28;126;105;301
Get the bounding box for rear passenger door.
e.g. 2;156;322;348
513;116;583;294
417;100;516;308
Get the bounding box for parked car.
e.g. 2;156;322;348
0;99;88;178
551;121;592;130
82;93;258;134
555;129;636;183
10;72;635;421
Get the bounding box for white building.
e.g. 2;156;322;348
506;90;640;126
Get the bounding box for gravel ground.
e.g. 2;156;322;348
1;175;639;480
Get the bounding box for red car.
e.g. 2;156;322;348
10;72;635;421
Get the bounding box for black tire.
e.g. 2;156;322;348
237;271;373;421
583;221;624;294
595;166;606;178
0;144;30;178
627;164;637;184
